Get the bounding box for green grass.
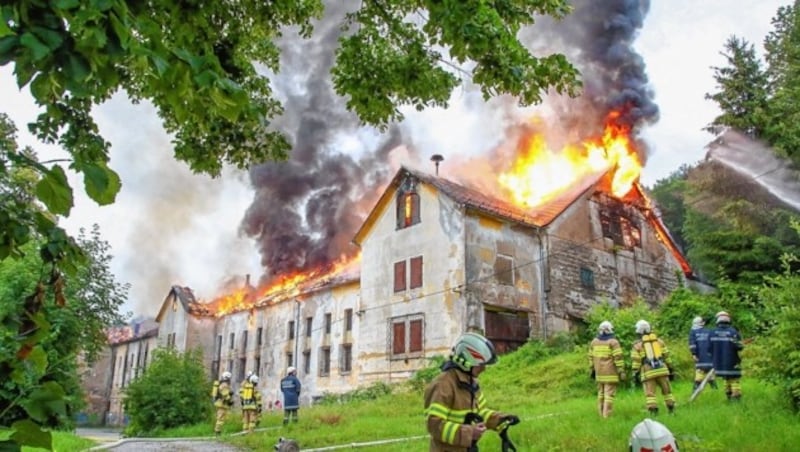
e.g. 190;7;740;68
21;431;96;452
158;341;800;451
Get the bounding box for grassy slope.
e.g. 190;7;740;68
195;340;800;451
21;431;96;452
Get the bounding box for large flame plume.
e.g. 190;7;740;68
499;110;642;207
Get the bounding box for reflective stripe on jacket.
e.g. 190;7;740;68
631;336;672;380
589;334;624;383
423;365;508;452
239;381;262;411
280;375;302;410
212;380;233;408
710;324;743;377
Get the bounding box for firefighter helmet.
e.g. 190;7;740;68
715;311;731;324
249;374;259;384
635;320;652;335
221;371;232;381
692;316;705;328
452;332;498;372
287;366;296;376
598;321;614;333
629;418;679;451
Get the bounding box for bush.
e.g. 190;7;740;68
316;381;394;405
583;300;654;349
123;348;212;436
407;355;446;391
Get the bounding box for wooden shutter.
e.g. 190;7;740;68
392;321;406;355
410;256;423;289
394;261;406;292
409;319;423;352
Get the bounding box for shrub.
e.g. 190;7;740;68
407;355;446;391
316;381;394;405
583;300;653;349
122;348;212;436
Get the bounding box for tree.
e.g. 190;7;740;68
704;36;769;138
0;1;581;271
123;348;212;436
762;1;800;164
648;164;691;255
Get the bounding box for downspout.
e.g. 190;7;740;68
294;299;301;370
536;229;549;340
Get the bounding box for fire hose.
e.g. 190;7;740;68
463;412;519;452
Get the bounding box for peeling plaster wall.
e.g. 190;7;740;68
358;181;467;384
544;192;684;332
106;335;158;426
463;213;542;335
157;296;189;350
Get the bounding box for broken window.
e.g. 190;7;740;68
599;197;641;249
580;267;595;289
390;314;424;360
319;347;331;377
396;175;421;229
495;254;515;286
340;344;352;374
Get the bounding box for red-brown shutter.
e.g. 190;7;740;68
409;319;423;352
410;256;423;289
394;260;406;292
392;322;406;355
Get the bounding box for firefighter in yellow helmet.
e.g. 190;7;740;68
589;320;626;417
239;373;263;433
211;371;233;436
631;320;675;415
423;332;520;452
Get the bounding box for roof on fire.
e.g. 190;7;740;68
353;165;605;245
155;285;203;322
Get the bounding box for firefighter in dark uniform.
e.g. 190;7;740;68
710;311;744;400
688;316;716;391
423;332;520;452
631;320;675;415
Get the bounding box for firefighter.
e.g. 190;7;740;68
709;311;744;400
629;418;680;451
211;371;234;436
239;373;263;433
423;332;520;452
688;316;716;391
280;366;302;426
589;320;626;418
631;320;675;415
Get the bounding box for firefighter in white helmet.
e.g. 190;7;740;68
239;373;263;433
211;371;233;436
629;418;679;451
709;311;744;400
631;320;676;415
588;320;626;417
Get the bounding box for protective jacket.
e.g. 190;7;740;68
212;380;233;408
423;362;512;452
631;335;672;381
239;380;262;411
710;323;743;378
280;374;302;410
589;333;625;383
689;326;714;370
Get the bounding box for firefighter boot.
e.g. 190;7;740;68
648;407;659;416
667;404;675;415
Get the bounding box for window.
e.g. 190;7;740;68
229;332;235;349
340;344;352;374
143;343;149;372
212;335;221;378
254;357;261;378
238;358;246;381
495;254;514;286
396;175;421;229
410;256;423;289
286;352;294;368
324;313;332;335
319;347;331;377
580;267;595;289
344;309;353;333
241;330;248;354
393;261;406;292
390;314;424;360
305;316;313;337
599;199;641;249
303;350;311;375
394;256;423;292
121;353;128;387
288;321;295;340
256;327;263;347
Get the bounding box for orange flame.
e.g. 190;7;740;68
499;111;642;207
206;253;360;317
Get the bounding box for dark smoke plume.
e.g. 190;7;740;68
241;2;402;283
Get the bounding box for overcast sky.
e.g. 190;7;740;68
0;0;788;317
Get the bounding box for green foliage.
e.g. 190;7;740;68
656;287;716;339
582;300;654;348
123;348;212;436
407;355;446;392
316;381;393;406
